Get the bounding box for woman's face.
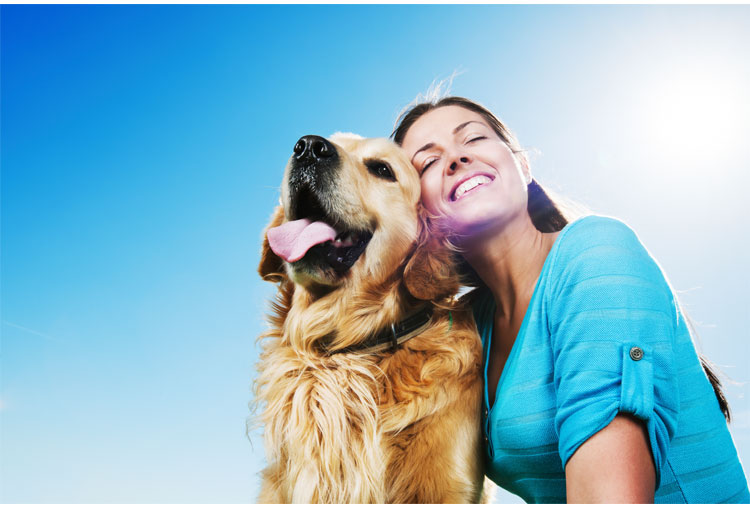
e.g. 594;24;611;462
401;105;531;239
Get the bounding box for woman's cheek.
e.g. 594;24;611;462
419;173;443;216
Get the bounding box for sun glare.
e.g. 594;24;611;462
637;64;748;171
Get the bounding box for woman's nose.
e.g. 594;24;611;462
448;156;471;172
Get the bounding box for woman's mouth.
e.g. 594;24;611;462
450;174;494;202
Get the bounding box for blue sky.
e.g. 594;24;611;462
2;5;749;503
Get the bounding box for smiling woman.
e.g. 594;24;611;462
392;96;750;504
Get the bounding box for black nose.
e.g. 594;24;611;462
294;135;335;162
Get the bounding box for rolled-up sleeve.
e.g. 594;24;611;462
547;217;679;488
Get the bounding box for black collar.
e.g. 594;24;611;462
328;305;434;355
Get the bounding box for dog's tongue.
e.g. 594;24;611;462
267;218;337;263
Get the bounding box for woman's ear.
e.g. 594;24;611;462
258;205;287;283
518;152;532;185
403;208;460;301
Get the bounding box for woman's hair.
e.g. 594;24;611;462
391;95;731;422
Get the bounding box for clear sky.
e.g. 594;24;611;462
2;5;749;503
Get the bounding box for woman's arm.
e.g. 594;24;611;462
565;413;656;503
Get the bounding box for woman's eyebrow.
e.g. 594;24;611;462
411;143;435;164
453;120;484;134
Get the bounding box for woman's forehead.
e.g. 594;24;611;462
403;106;490;150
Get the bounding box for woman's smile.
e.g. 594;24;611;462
449;172;496;202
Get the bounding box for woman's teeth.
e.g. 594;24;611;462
453;175;492;201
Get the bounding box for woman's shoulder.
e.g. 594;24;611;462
554;214;643;256
546;214;670;296
549;214;653;270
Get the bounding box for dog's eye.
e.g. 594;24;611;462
365;160;396;182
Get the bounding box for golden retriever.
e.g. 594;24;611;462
254;133;486;503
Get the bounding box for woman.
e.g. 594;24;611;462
393;97;750;503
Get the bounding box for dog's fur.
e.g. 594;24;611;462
254;134;486;503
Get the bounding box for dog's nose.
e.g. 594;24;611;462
294;135;335;162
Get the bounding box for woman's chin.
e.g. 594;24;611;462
442;205;528;243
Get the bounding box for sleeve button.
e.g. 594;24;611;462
630;346;644;361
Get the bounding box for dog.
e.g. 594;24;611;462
254;133;486;503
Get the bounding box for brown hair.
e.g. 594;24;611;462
392;95;731;422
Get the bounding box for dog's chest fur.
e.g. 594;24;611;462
256;303;484;503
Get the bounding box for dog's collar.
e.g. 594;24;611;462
329;305;434;355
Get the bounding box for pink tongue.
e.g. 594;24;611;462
267;218;338;263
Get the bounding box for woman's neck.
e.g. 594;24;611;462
461;213;557;321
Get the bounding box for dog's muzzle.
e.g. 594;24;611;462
266;135;373;278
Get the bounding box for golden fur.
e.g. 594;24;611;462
254;134;487;503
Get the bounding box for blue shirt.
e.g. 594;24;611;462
473;215;749;503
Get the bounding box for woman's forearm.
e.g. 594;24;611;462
566;413;656;503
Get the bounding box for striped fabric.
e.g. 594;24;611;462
473;215;749;503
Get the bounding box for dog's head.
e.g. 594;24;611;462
259;133;458;301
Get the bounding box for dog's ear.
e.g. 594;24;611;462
259;205;287;283
403;209;460;301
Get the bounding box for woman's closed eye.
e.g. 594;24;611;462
466;136;486;144
421;157;438;175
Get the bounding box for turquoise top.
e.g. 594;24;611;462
473;215;749;503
